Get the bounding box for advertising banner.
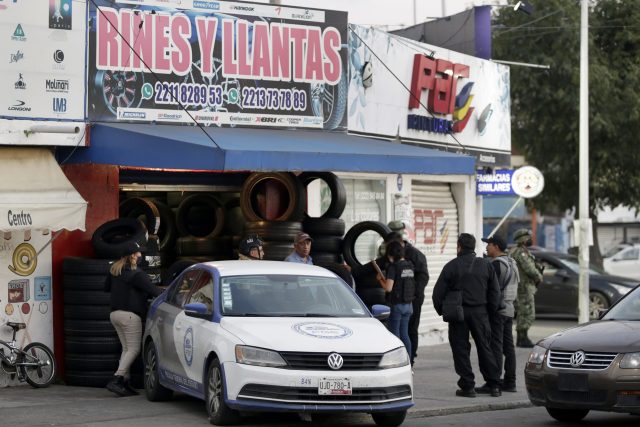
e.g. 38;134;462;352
0;0;86;120
348;25;511;166
88;0;348;130
476;169;515;196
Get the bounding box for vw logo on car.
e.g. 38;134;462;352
327;352;344;370
569;350;585;368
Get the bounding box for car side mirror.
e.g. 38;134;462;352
184;302;211;319
371;304;390;321
597;308;608;319
555;270;570;281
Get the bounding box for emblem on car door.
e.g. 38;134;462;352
327;353;344;370
569;350;585;368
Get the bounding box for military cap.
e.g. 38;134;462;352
513;228;532;243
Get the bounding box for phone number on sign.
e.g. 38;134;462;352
241;87;307;111
154;82;223;107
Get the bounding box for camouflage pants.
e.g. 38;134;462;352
515;284;536;332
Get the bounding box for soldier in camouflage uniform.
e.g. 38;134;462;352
510;229;543;348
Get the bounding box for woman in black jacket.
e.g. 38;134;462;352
104;241;162;397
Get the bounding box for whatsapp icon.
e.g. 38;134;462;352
228;88;239;104
141;83;153;100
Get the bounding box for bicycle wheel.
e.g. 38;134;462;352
19;342;56;388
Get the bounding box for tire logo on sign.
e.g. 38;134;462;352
569;350;585;368
327;353;343;370
184;327;194;366
8;243;37;276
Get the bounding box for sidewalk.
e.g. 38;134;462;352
0;320;576;425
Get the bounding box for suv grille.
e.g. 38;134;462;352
548;350;618;370
280;352;383;370
238;384;412;403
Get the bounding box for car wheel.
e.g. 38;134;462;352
545;408;589;422
589;292;609;319
371;410;407;427
206;359;239;425
144;343;173;401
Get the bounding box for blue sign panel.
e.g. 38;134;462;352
34;276;52;301
476;169;516;196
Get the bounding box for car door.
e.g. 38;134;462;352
610;247;640;279
535;257;576;315
173;270;217;391
156;269;202;378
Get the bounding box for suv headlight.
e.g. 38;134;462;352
235;345;287;367
378;347;410;369
528;345;547;365
620;352;640;369
610;283;632;296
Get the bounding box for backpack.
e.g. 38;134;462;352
493;256;520;308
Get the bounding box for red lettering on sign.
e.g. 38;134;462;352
414;209;445;245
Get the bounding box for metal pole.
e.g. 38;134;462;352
487;197;523;238
578;0;590;324
441;0;446;17
413;0;417;25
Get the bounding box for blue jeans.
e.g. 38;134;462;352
387;303;413;358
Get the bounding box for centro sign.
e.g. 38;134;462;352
7;210;33;227
407;54;473;134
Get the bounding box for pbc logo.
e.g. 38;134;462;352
52;97;67;113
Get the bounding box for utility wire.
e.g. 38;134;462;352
349;25;468;153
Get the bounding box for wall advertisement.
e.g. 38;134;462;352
348;25;511;166
88;0;348;130
0;0;86;121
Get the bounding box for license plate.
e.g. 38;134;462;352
318;378;352;395
557;373;589;392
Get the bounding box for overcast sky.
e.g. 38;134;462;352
253;0;508;30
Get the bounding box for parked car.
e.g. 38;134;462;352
531;250;638;319
143;261;413;427
603;244;640;281
524;282;640;422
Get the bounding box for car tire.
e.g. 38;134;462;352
371;410;407;427
63;290;111;306
62;257;113;275
545;408;589;422
154;200;178;251
298;172;347;219
240;172;305;222
303;217;346;236
589;291;610;320
65;336;120;354
63;319;116;337
144;342;173;401
119;197;161;236
176;194;225;238
63;274;108;291
65;353;119;371
343;221;391;269
206;358;240;425
243;221;302;242
64;304;111;320
92;218;148;259
310;236;343;253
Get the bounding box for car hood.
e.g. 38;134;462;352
539;320;640;353
220;317;403;353
594;273;639;287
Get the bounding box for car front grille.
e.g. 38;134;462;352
279;352;383;370
238;384;412;404
547;389;608;404
547;350;618;370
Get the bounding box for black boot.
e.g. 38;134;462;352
517;331;534;348
106;375;135;397
124;378;139;395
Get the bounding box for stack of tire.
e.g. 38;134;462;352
343;221;392;309
240;172;305;261
63;218;149;387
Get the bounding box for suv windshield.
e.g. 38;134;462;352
603;286;640;321
557;257;607;275
219;274;369;317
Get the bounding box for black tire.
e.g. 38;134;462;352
315;262;353;286
144;342;173;401
154;201;178;251
311;236;343;253
20;342;56;388
176;236;232;256
545;408;589;422
311;252;344;264
65;353;119;371
65;370;113;387
357;287;386;308
303;217;346;237
62;257;113;275
64;319;115;337
371;410;407;427
240;172;305;222
63;274;108;291
65;336;121;354
120;197;161;235
64;305;111;320
262;242;293;261
206;358;240;425
223;198;245;237
355;271;381;290
243;221;302;242
299;172;347;219
162;259;197;286
92;218;148;259
176;194;225;238
63;290;111;306
343;221;391;268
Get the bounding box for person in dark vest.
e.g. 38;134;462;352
432;233;501;398
376;240;416;358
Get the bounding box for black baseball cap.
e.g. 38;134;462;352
481;235;507;251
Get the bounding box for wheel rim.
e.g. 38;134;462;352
23;346;54;385
145;347;158;390
589;293;608;319
207;366;222;417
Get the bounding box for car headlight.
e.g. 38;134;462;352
378;347;410;369
528;345;547;365
610;283;633;296
620;352;640;369
235;345;287;367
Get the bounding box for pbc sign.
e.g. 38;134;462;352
407;54;474;134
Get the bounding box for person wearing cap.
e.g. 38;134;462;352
104;240;163;397
238;235;264;260
510;228;543;348
479;234;520;394
284;232;313;264
432;233;501;398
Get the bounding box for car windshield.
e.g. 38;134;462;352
603;286;640;321
603;245;629;258
219;274;369;317
557;257;607;275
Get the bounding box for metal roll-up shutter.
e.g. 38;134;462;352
411;181;459;345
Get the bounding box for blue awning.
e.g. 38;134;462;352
67;123;475;174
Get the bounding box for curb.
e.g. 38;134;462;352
408;400;533;418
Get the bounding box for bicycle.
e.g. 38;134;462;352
0;322;56;388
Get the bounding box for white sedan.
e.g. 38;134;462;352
143;261;413;426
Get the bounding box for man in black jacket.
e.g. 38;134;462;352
384;228;429;366
432;233;501;398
